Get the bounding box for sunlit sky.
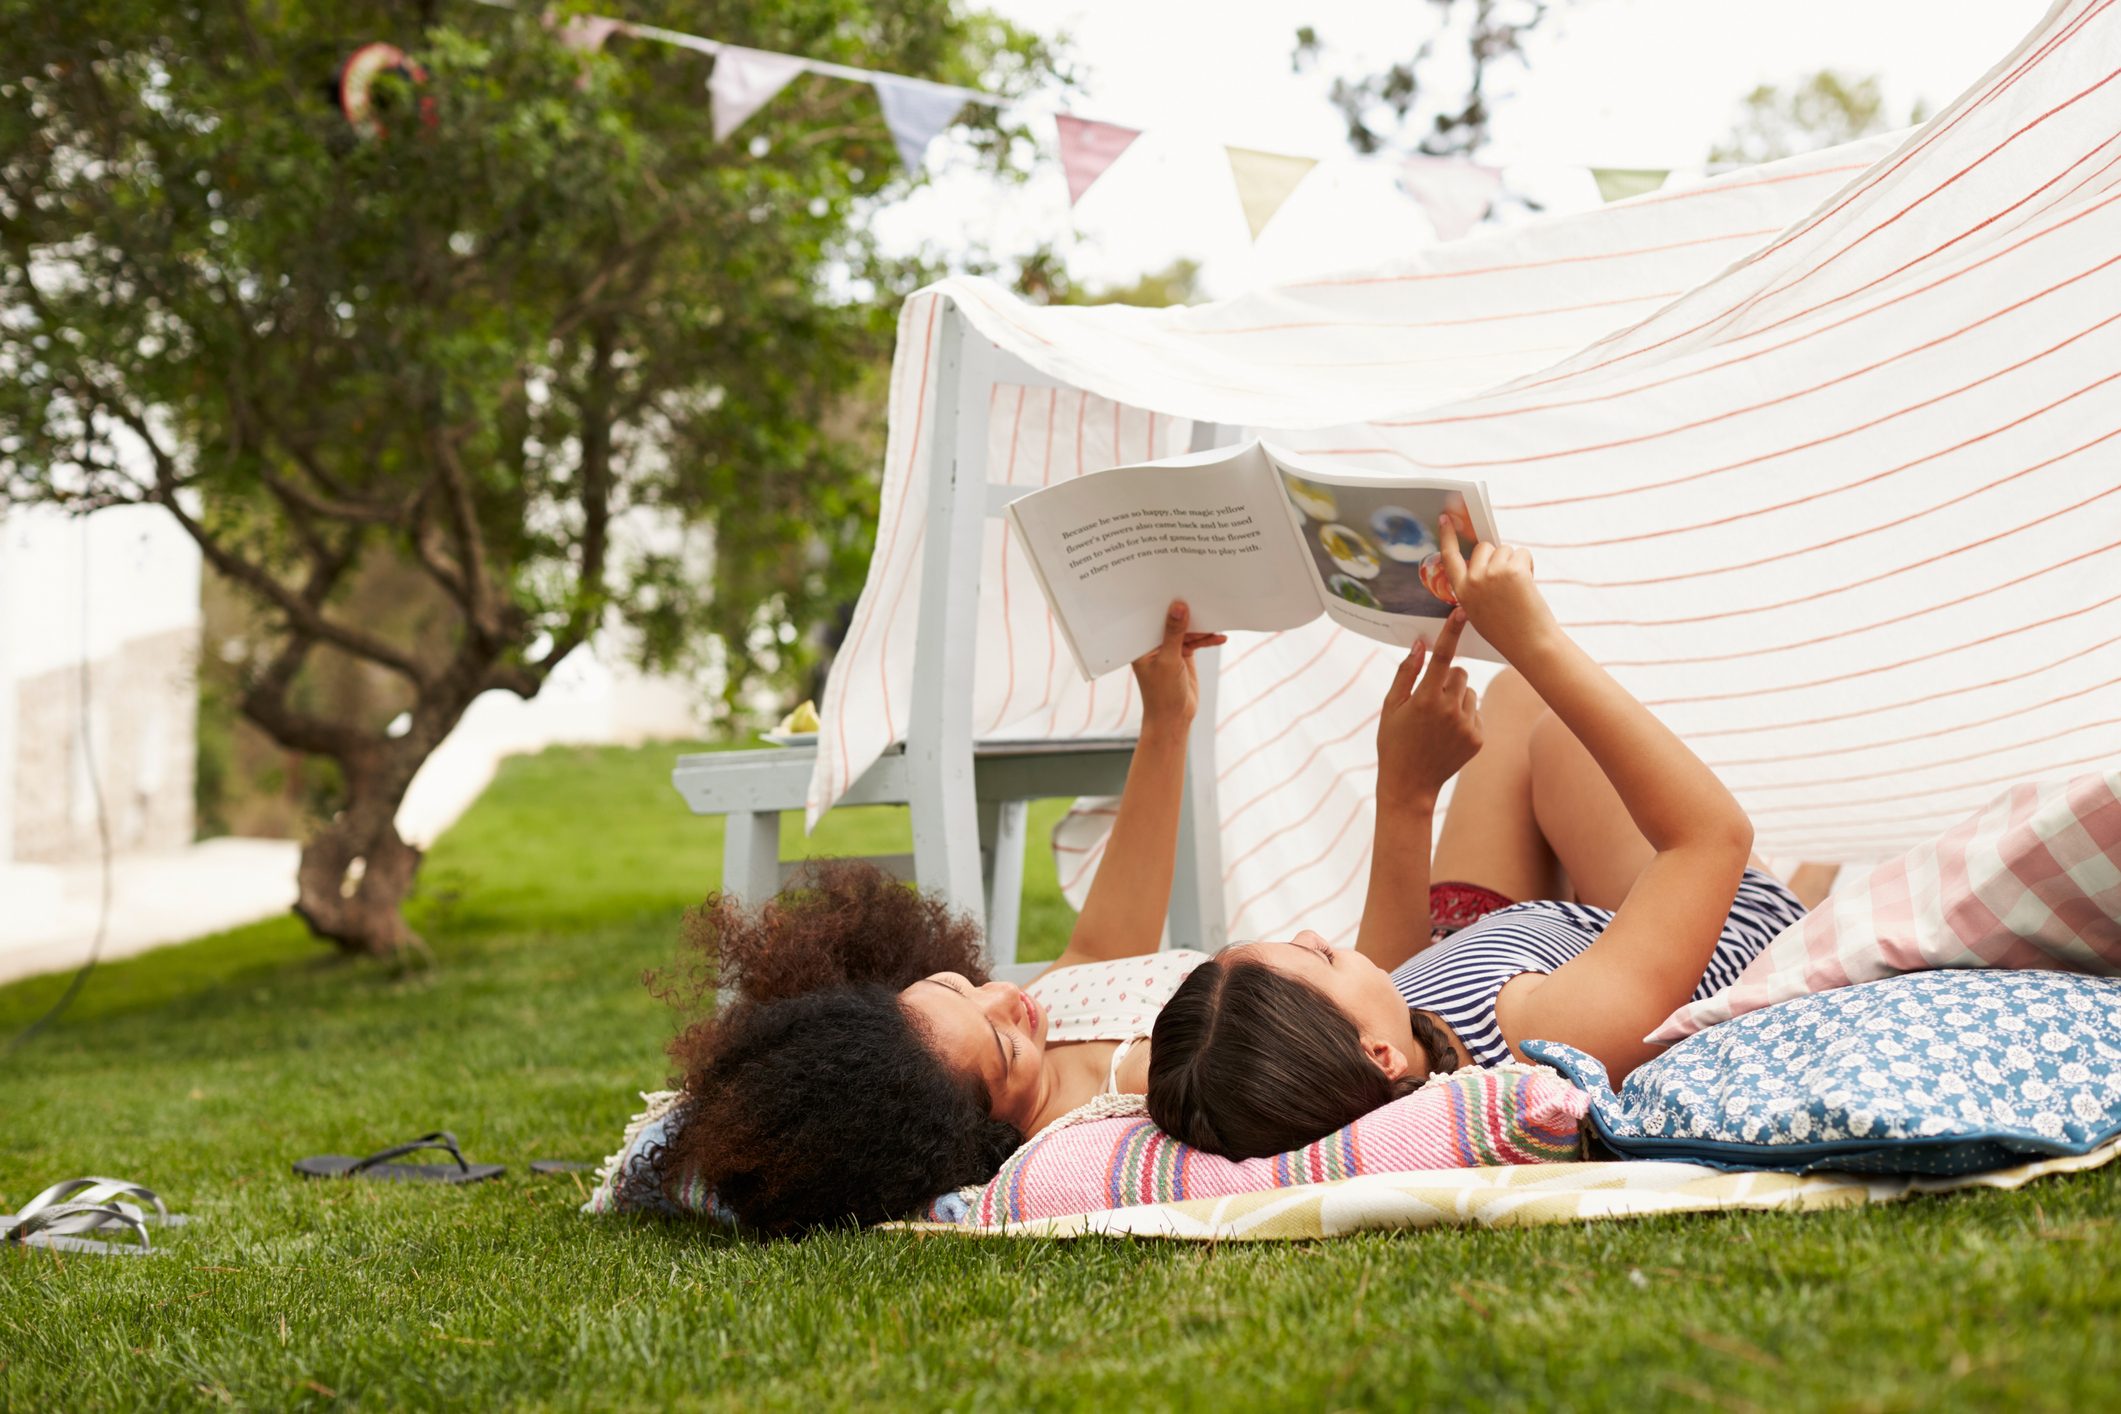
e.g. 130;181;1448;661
870;0;2051;298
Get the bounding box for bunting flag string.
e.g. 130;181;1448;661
1224;147;1318;239
708;45;805;142
1055;115;1140;207
476;1;1723;245
1590;167;1671;203
873;75;972;173
1396;155;1504;241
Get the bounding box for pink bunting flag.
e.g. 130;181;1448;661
710;46;807;143
1396;156;1503;242
554;15;629;53
1055;115;1141;206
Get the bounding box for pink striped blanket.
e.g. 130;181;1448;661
939;1066;1587;1227
1651;769;2121;1045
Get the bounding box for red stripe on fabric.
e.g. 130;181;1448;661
838;298;941;791
1702;59;2121;355
1218;636;1342;732
1046;391;1094;737
1253;838;1375;944
1283;228;1783;288
1039;387;1059;718
1216;629;1288;680
982;386;1028;735
1113;674;1137;734
1061;832;1109;894
1647;584;2121;708
1727;131;2121;351
1227;797;1371;932
1223;754;1378;884
1499;0;2116;395
960;280;1059;347
1730;137;2121;356
1598;539;2121;670
1744;747;2121;821
1707;668;2121;768
1444;301;2121;483
1394;190;2121;435
1218;713;1376;844
1681;624;2121;737
1217;651;1384;785
1736;714;2121;795
1552;421;2121;601
1194;290;1683;338
1508;354;2121;538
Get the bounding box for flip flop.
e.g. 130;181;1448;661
4;1176;189;1228
292;1131;504;1184
4;1201;157;1257
528;1160;594;1175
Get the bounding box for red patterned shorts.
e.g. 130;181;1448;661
1429;880;1516;945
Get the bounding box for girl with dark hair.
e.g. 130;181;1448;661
1148;517;1816;1159
662;604;1227;1234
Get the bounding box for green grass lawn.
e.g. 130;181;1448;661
3;742;2118;1410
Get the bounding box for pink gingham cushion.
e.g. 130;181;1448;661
1649;770;2121;1046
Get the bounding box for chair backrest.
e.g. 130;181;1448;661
905;298;1229;950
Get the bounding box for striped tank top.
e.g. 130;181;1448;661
1389;868;1807;1068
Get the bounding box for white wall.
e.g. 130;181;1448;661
0;504;204;864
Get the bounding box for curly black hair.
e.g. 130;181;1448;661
656;859;1021;1235
674;985;1021;1234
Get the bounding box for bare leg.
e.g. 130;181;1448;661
1430;670;1563;902
1528;710;1655;910
1787;862;1842;909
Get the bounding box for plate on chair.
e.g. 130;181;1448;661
758;731;819;747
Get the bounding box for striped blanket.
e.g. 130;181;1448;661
948;1067;1586;1227
898;1137;2121;1242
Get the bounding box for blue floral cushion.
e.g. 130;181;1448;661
1523;971;2121;1176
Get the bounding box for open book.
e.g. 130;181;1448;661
1006;439;1503;680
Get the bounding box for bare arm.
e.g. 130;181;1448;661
1356;610;1482;970
1436;522;1753;1081
1040;602;1225;977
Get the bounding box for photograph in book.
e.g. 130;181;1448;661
1004;439;1503;679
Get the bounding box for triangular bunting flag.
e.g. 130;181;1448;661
1396;156;1503;242
1224;147;1318;239
554;15;629;53
1591;167;1670;203
709;46;806;143
873;76;967;174
1055;115;1141;206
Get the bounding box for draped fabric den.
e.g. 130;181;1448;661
809;0;2121;950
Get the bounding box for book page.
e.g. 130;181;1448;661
1007;443;1318;678
1261;442;1507;664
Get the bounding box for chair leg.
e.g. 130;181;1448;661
1170;657;1228;952
721;811;782;906
979;799;1029;969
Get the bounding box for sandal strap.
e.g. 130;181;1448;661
5;1201;152;1250
348;1131;469;1174
17;1177;167;1223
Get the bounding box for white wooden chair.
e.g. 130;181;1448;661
672;298;1230;983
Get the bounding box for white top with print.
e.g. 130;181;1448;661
1025;949;1211;1044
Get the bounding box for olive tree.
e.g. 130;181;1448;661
0;0;1059;955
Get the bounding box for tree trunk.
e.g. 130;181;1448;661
294;774;428;957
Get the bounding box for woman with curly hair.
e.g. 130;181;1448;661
660;602;1227;1234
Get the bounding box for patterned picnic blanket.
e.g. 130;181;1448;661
889;1135;2121;1241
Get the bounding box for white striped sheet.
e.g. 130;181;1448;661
809;1;2119;940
